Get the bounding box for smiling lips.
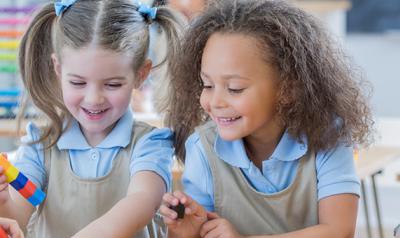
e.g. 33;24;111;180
216;116;242;126
82;107;108;120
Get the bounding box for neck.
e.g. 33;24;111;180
244;127;285;170
80;123;115;147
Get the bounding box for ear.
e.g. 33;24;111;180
51;53;62;79
135;59;152;88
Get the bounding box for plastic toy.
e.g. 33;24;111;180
0;154;45;206
0;226;7;238
170;202;185;219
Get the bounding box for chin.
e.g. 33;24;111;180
218;132;240;141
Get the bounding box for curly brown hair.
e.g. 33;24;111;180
165;0;373;160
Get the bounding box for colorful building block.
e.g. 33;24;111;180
0;226;7;238
0;154;46;206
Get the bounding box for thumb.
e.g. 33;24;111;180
207;212;220;220
0;153;7;160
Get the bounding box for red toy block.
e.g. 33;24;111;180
0;226;7;238
18;180;36;199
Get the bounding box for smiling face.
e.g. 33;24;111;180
200;33;283;142
53;46;148;145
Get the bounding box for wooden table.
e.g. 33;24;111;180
355;146;400;238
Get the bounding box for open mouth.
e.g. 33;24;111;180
216;116;242;125
82;108;109;119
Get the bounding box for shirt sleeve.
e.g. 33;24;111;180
130;127;174;191
182;132;215;212
13;122;47;190
316;144;360;200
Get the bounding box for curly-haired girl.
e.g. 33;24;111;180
160;0;373;237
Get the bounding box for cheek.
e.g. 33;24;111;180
109;91;132;107
61;86;74;103
62;92;79;108
199;91;209;111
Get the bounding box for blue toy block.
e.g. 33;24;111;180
27;188;46;206
9;172;28;190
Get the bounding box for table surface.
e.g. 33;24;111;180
355;146;400;180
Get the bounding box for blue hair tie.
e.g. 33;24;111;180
136;2;157;20
54;0;77;16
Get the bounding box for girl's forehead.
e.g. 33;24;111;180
58;46;135;75
59;46;132;64
203;33;271;63
201;33;279;81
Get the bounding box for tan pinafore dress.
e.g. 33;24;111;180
27;121;161;238
197;121;319;236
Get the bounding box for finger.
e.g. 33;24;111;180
184;200;206;218
0;183;9;191
207;212;219;220
8;221;23;238
159;204;177;220
163;216;179;226
203;225;222;238
0;175;7;183
172;190;189;204
200;219;219;237
0;218;23;238
162;193;180;206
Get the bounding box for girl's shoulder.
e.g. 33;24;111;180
20;121;44;145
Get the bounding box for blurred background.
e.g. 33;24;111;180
0;0;398;238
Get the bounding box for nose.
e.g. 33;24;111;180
209;89;227;109
85;87;105;106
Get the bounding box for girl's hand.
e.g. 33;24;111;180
200;212;244;238
160;190;207;238
0;217;24;238
0;154;11;205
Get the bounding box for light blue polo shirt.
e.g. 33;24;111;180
14;110;174;191
182;130;360;212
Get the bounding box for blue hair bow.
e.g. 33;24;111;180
54;0;77;16
136;2;157;20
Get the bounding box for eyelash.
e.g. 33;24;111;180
69;82;122;88
228;88;244;94
202;85;244;94
106;84;122;88
69;81;85;86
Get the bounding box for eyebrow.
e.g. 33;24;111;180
66;73;127;81
200;72;250;81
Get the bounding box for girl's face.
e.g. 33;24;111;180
53;46;150;145
200;33;283;142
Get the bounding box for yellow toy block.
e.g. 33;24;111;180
5;166;19;183
0;155;11;171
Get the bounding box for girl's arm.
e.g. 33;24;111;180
201;194;358;238
0;122;45;229
73;171;165;238
252;194;358;238
0;187;35;230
